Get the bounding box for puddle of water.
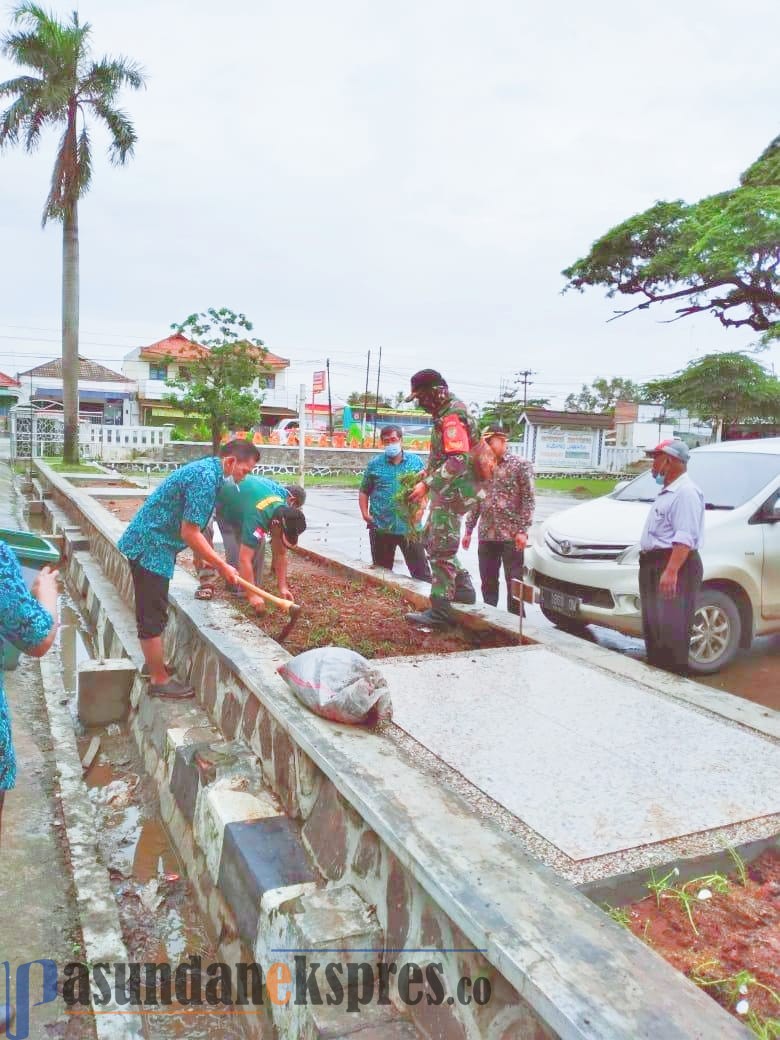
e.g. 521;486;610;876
61;590;253;1037
81;730;250;1036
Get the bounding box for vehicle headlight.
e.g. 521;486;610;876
616;543;641;566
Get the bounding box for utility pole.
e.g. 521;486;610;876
326;358;333;436
372;345;382;447
517;369;535;409
362;349;371;437
298;383;306;485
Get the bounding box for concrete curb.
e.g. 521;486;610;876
37;652;144;1040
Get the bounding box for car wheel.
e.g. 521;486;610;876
688;590;741;675
539;603;589;636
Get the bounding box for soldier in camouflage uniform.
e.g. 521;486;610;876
403;369;483;629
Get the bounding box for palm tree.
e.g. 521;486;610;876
1;3;145;463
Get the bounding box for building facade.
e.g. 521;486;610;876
519;408;614;470
122;333;298;429
0;371;24;432
16;357;135;424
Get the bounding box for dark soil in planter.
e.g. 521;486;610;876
105;498;516;657
179;550;516;658
618;849;780;1030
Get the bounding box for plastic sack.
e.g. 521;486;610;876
277;647;393;725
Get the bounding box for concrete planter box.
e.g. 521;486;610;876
30;459;755;1040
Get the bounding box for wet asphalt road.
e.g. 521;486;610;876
299;487;780;714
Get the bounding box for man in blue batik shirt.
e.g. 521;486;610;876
118;439;259;698
358;425;432;581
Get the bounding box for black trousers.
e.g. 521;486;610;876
129;561;170;640
370;529;432;582
478;540;524;615
639;548;703;675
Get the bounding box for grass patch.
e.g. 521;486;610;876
536;476;618;496
10;456;104;474
42;458;105;474
274;473;363;488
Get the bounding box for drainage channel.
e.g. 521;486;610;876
58;586;248;1040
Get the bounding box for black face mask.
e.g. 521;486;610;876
417;386;448;414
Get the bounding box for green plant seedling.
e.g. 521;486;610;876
745;1012;780;1040
727;846;749;886
672;886;699;935
646;866;679;906
692;963;780;1010
684;871;730;898
602;904;631;928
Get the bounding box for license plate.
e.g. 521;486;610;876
539;585;581;617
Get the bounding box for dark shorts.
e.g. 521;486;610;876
129;561;170;640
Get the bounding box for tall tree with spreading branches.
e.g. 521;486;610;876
564;377;644;413
165;308;271;452
0;4;145;462
642;352;780;440
562;135;780;345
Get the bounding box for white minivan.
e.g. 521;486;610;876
524;438;780;674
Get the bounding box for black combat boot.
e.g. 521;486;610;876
453;570;476;604
405;595;455;629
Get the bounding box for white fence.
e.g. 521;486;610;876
79;423;171;461
507;440;644;474
10;408;72;460
601;445;646;472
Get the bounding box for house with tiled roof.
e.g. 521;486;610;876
0;370;24;431
122;333;297;429
16;356;135;425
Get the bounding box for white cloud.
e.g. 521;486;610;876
0;0;777;404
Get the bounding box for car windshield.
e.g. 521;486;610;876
612;451;780;509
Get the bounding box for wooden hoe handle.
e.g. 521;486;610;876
233;574;300;614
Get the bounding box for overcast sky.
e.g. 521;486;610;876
1;0;778;408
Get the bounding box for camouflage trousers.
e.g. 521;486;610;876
424;473;481;601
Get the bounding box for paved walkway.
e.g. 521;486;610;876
380;645;780;863
0;458;95;1037
301;486;780;713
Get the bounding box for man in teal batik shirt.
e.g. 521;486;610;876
118;439;259;697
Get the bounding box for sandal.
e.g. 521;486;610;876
149;677;195;699
195;585;215;600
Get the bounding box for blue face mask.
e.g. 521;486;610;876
654;470;665;486
384;442;402;459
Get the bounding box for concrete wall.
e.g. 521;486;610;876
31;460;748;1040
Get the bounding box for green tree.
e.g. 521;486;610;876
0;3;145;463
642;352;780;439
480;388;550;438
562;135;780;344
564;377;643;413
165;308;271;451
346;390;391;408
